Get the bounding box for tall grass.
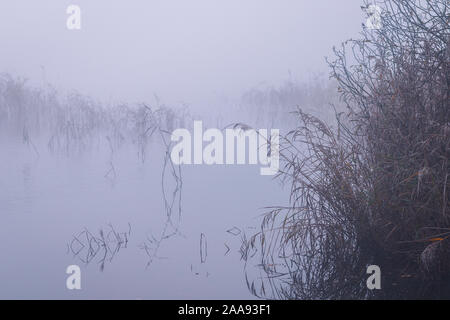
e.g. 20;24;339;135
0;73;190;157
242;0;449;299
238;76;343;129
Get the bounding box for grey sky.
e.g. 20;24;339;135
0;0;364;107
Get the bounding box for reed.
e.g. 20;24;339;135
242;0;449;299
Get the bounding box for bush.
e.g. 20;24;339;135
242;0;449;299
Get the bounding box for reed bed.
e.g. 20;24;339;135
0;73;191;158
242;0;449;299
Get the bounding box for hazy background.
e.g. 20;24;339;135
0;0;363;109
0;0;367;299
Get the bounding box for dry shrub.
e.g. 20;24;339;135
243;0;449;299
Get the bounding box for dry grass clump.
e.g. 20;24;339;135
242;0;449;299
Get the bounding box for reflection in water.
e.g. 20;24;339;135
139;130;184;268
200;233;208;264
0;75;290;299
68;128;185;270
69;224;131;272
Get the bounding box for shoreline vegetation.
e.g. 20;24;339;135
241;0;449;299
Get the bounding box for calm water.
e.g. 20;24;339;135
0;136;287;299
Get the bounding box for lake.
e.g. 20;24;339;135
0;134;287;299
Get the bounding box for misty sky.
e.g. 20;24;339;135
0;0;364;108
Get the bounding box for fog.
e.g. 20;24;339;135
0;0;363;108
0;1;366;299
